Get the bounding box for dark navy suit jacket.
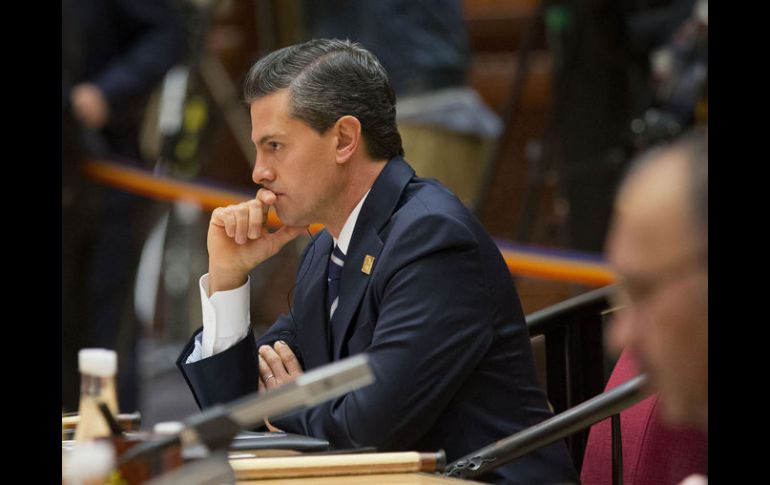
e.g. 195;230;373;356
178;157;577;483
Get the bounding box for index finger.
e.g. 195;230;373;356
256;188;276;217
259;344;290;381
274;341;303;375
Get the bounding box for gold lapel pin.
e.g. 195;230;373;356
361;255;375;275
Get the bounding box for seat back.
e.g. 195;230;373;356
580;349;707;485
526;284;614;469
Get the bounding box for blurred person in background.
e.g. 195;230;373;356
606;131;707;481
62;0;187;413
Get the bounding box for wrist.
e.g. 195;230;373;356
208;266;249;295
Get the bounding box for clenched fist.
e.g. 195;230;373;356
207;188;307;293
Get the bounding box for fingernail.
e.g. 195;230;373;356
276;340;287;347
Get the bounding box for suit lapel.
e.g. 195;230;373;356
331;228;383;359
330;157;415;359
295;233;333;368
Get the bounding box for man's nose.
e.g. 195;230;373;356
252;159;275;185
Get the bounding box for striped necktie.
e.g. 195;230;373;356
327;244;345;321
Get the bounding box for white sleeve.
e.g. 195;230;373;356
185;273;251;364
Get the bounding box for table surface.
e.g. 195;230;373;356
237;472;483;484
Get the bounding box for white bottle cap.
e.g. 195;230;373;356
78;349;117;377
153;421;185;435
62;440;115;484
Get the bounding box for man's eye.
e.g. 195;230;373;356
269;142;281;151
626;281;654;302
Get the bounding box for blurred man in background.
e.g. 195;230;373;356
606;131;707;431
62;0;187;413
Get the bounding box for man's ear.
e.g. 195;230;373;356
334;115;361;165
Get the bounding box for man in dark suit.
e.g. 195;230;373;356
63;0;187;413
177;39;577;484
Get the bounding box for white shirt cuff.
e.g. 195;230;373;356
196;273;251;359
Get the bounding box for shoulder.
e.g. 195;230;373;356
394;178;479;237
382;179;483;257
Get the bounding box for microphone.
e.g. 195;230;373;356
118;354;375;468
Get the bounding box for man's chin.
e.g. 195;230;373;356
660;397;699;428
655;379;702;426
273;207;291;225
273;210;307;229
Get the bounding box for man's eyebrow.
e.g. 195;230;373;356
253;132;284;145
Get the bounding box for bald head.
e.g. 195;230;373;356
613;150;703;277
607;132;708;429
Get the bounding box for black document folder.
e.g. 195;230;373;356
229;431;329;452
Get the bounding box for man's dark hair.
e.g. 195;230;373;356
243;38;403;160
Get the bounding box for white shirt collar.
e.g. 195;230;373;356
333;189;370;255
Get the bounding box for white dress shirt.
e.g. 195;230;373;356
187;191;370;363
